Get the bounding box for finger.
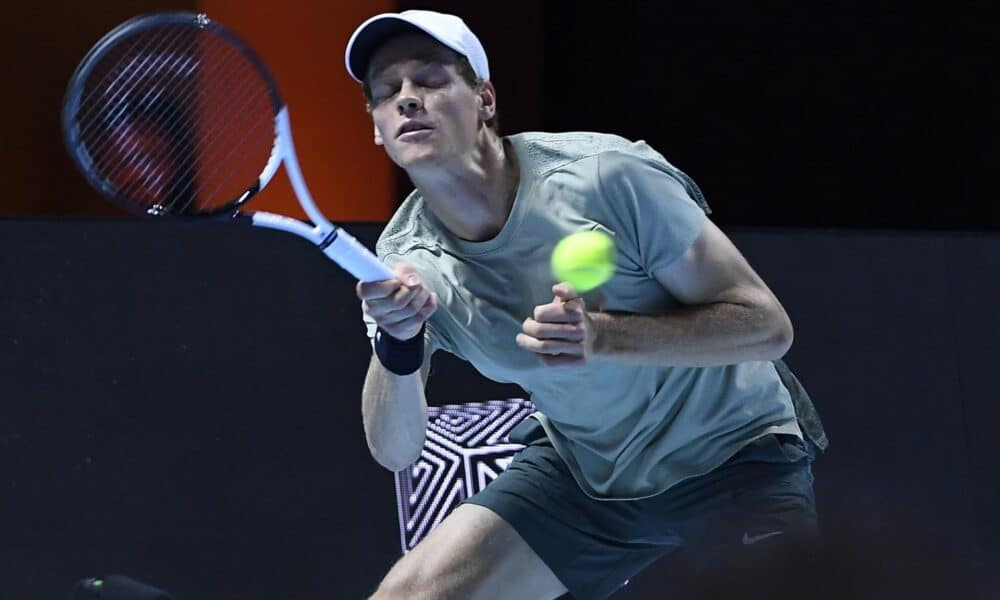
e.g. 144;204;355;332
361;263;420;301
365;286;419;319
533;301;584;324
393;263;423;287
380;287;429;323
381;288;435;327
358;278;403;301
521;318;585;342
561;297;585;312
540;354;586;367
380;293;437;340
381;313;429;340
393;283;427;308
552;283;580;301
515;333;585;356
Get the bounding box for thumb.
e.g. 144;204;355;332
393;262;422;287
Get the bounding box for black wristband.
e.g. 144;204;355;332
374;324;426;375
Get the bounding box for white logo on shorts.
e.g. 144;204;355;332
742;530;785;545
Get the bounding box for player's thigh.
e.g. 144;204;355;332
373;503;568;600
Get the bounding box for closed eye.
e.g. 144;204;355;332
370;64;452;103
371;88;398;105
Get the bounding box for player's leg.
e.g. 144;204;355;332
370;503;568;600
673;433;820;580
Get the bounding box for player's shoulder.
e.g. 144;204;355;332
509;131;674;176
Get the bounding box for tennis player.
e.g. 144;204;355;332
350;10;827;599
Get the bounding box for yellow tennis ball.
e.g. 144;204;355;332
550;230;616;292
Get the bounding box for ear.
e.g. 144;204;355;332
373;123;384;146
477;80;497;123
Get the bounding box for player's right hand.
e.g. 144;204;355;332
357;263;438;341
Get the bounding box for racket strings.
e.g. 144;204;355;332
77;26;204;208
76;24;200;145
86;65;199;199
161;46;277;211
93;42;260;207
90;44;252;195
75;23;186;126
72;22;278;215
172;93;275;213
82;32;240;204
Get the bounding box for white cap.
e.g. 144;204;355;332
344;10;490;83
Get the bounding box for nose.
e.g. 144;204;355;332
395;80;423;117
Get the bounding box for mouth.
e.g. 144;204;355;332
397;121;434;138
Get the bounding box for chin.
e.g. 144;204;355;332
390;145;443;170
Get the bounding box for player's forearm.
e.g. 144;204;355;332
589;300;793;367
361;357;428;472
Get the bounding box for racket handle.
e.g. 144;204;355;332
323;227;395;282
247;213;393;282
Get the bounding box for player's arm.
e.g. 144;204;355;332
590;218;793;366
358;264;438;471
519;151;791;368
362;342;434;472
518;219;792;367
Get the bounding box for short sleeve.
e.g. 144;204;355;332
597;151;707;274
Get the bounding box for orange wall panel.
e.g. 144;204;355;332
3;0;199;217
196;1;396;222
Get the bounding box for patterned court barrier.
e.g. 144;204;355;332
394;399;536;552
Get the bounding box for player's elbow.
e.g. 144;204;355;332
366;434;425;473
768;315;794;358
373;450;421;473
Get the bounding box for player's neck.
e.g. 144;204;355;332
409;131;519;242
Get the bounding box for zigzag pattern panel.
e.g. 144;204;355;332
394;398;536;553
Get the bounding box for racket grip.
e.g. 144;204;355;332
323;227;395;282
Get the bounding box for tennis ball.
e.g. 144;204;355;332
550;230;616;292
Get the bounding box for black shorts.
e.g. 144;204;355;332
463;418;819;600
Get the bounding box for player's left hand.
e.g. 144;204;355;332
516;283;594;366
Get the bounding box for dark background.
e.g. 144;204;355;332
2;1;998;598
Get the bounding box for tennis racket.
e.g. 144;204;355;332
62;11;394;282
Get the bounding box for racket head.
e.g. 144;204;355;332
62;12;285;218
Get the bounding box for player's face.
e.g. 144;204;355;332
366;34;484;169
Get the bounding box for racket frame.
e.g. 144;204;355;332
62;11;394;282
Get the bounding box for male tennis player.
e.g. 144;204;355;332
349;10;826;600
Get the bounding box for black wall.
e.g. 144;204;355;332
1;221;997;598
538;2;996;232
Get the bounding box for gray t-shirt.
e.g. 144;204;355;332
366;131;801;500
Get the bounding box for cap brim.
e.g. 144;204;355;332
345;16;425;82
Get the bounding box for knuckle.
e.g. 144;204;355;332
395;304;419;319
